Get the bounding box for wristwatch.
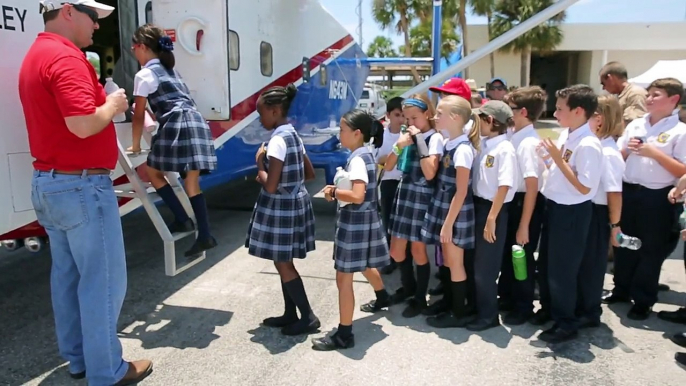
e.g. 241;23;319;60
609;222;621;229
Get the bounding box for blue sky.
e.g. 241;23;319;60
320;0;686;51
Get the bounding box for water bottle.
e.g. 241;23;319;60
397;124;414;173
104;78;126;123
512;245;527;281
536;145;553;167
679;204;686;230
616;233;642;250
333;167;352;207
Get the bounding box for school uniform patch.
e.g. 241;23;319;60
443;154;451;169
657;132;670;143
563;149;573;162
485;155;495;168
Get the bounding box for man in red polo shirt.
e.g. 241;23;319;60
18;1;152;385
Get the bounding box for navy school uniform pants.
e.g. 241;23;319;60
544;199;592;331
612;183;675;308
576;203;610;322
473;196;509;322
499;192;545;315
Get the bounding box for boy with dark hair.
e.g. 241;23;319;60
604;77;686;320
537;84;603;343
498;86;548;325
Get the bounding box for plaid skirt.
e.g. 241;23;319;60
245;187;316;262
334;207;390;273
421;186;476;250
147;109;217;172
390;179;433;242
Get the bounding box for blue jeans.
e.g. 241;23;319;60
31;170;129;385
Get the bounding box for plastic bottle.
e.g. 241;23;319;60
679;204;686;230
333;167;352;207
536;145;553;167
512;245;527;281
397;124;414;173
616;233;642;250
104;78;127;123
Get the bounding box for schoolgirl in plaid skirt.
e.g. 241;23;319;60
423;95;481;329
313;110;391;351
245;84;320;336
383;94;444;318
130;24;217;257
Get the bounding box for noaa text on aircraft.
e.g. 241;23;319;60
329;80;348;100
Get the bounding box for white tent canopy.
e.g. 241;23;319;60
629;60;686;89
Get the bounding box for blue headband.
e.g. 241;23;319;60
403;98;428;111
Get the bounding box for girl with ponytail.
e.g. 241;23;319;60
130;23;218;257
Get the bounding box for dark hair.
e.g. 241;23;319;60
648;77;684;106
600;61;628;80
480;115;513;135
259;83;298;117
386;97;404;113
133;24;176;70
342;109;384;149
42;10;59;23
505;86;547;122
556;84;598;120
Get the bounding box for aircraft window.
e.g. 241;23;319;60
145;1;152;23
320;65;327;86
229;30;239;70
86;51;101;78
260;41;273;77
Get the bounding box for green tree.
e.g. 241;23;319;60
88;56;101;78
367;36;398;57
399;19;459;59
491;0;565;86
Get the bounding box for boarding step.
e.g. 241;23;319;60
113;182;184;198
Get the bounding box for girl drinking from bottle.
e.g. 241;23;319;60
422;95;480;328
576;95;625;328
130;24;217;256
384;93;444;318
245;84;320;336
312;110;391;350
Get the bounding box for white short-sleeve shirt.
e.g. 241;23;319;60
446;134;475;170
375;126;402;181
133;58;161;97
617;109;686;189
347;146;370;184
510;124;545;192
266;124;306;162
473;134;517;203
592;137;625;205
424;129;445;156
541;123;603;205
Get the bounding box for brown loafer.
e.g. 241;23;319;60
115;360;153;385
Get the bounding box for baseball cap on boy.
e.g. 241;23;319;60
39;1;114;19
429;77;472;101
473;100;513;124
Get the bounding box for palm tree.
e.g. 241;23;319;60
491;0;565;86
372;0;421;83
367;36;399;57
470;0;496;78
401;18;460;59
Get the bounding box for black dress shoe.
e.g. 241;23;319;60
262;313;298;328
577;316;601;329
659;283;671;292
658;308;686;324
503;311;533;326
428;282;445;296
466;318;500;332
390;287;414;304
601;292;631;304
184;236;217;257
281;314;321;336
670;332;686;348
311;332;355;351
627;305;652;321
676;352;686;366
401;298;427;318
529;309;552;325
360;297;391;313
422;298;450;316
69;370;86;380
539;326;578;344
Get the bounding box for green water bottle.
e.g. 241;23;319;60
512;245;527;281
397;124;414;173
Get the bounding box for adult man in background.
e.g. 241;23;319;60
19;1;152;384
599;61;648;126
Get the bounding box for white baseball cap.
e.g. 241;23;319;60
39;1;115;19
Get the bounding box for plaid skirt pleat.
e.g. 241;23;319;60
333;208;390;273
421;187;476;250
245;187;316;262
147;109;217;172
390;179;433;242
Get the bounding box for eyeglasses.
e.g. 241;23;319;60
488;85;506;91
73;4;99;23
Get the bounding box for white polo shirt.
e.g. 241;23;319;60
617;109;686;189
473;134;517;203
541;123;603;205
266;124;306;161
347;146;371;184
592;137;625;206
446;134;476;171
375;127;403;181
510;124;545;192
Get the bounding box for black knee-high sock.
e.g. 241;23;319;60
399;258;416;293
451;280;467;317
157;184;189;223
284;277;314;319
440;266;452;305
281;281;297;318
189;193;211;240
415;263;431;302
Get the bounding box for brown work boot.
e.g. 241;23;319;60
115;360;153;385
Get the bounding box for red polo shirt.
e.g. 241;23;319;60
18;32;117;171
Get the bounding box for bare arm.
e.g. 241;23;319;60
518;177;539;231
420;155;440;181
257;156;283;194
304;155;316;181
334;180;366;205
